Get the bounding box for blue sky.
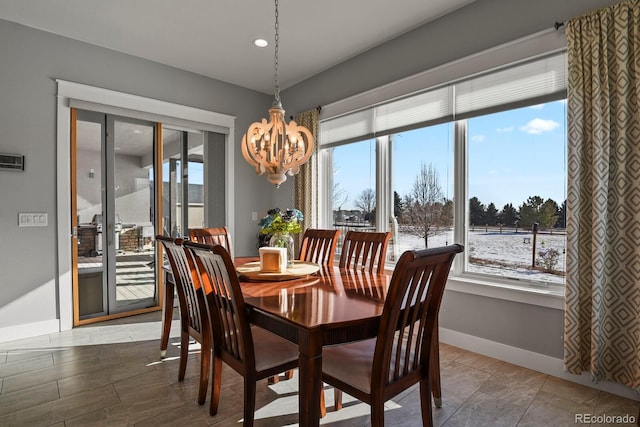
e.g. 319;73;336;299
333;100;567;211
161;161;204;185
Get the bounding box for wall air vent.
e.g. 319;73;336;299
0;153;25;171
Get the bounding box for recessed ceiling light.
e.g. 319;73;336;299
254;38;268;48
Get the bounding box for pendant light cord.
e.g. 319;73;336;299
273;0;281;105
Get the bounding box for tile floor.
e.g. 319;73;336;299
0;311;638;426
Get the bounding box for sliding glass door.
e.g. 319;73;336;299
73;110;158;321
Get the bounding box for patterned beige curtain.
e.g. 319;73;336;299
293;108;320;249
564;0;640;389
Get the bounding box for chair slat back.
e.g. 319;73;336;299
372;244;463;388
184;241;254;370
156;235;205;334
298;228;341;266
189;227;233;258
339;231;392;273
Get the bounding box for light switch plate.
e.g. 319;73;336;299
252;211;258;221
19;212;48;227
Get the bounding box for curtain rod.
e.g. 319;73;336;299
554;21;565;30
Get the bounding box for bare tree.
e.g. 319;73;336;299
354;188;375;218
402;163;446;248
333;181;349;210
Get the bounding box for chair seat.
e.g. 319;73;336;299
323;338;376;394
252;326;299;373
324;336;417;396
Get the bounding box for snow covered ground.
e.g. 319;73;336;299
390;230;566;285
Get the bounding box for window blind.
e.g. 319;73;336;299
454;53;567;119
375;86;454;137
318;109;374;147
320;51;566;147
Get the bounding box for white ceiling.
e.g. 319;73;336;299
0;0;475;94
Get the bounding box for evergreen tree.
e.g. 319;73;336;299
519;196;544;228
393;191;404;218
539;198;559;229
556;199;567;228
469;197;485;225
519;196;561;228
485;203;499;226
499;203;518;226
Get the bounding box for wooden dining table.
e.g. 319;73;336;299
160;259;392;427
240;262;391;427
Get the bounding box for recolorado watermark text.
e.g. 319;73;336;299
575;413;636;424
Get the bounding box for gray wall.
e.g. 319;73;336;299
0;18;278;332
0;0;618;350
281;0;618;359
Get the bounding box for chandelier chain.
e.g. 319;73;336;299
274;0;281;104
241;0;314;187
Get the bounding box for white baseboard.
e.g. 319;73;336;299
0;319;59;344
439;327;640;402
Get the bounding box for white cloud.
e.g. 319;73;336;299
520;118;559;134
497;126;514;133
471;134;485;142
529;104;545;110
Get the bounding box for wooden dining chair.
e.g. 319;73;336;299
332;230;392;411
298;228;342;267
183;241;300;425
339;230;392;273
190;226;292;387
189;227;233;258
323;244;464;427
156;235;211;405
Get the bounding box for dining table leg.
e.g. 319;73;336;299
160;270;174;358
298;330;322;427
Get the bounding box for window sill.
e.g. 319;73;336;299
445;274;565;310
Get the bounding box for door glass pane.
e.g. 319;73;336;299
162;129;205;236
187;132;205;230
162;128;183;237
113;120;157;308
76;117;106;317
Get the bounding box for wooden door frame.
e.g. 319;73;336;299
70;111;163;326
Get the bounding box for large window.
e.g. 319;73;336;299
319;50;567;290
466;102;566;284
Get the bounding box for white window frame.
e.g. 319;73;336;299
318;29;567;310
